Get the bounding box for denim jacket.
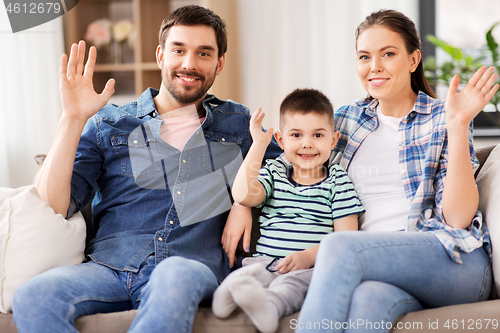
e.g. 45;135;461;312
67;88;282;281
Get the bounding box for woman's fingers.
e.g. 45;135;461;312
446;74;461;100
466;66;488;90
485;81;500;101
482;71;499;95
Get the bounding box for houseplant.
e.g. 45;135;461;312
423;22;500;128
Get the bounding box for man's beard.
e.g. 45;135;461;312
163;66;217;104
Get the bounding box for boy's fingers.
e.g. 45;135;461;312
277;255;291;270
250;107;261;124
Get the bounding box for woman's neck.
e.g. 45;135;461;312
378;90;418;118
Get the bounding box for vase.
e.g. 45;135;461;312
110;41;123;64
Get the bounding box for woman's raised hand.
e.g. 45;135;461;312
59;40;115;122
445;66;499;128
250;107;274;147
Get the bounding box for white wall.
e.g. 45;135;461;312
0;12;64;188
237;0;419;130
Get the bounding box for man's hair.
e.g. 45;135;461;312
158;5;227;58
279;88;334;127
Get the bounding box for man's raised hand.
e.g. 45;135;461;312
60;40;115;122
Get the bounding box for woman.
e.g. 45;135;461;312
296;9;498;333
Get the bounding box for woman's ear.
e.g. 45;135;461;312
274;131;285;150
410;49;421;73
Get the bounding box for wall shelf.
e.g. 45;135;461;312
63;0;170;97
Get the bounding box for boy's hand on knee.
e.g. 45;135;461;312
277;249;315;274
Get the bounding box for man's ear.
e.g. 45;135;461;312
274;131;285;150
216;54;226;76
156;45;163;69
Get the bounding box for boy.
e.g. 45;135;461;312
212;88;364;332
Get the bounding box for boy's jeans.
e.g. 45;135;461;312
12;256;219;333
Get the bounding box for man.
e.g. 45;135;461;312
12;5;280;332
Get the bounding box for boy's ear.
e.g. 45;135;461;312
274;131;285;150
331;131;340;150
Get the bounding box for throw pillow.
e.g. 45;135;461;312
0;185;86;313
476;144;500;296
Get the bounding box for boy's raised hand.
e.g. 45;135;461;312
60;40;115;122
250;107;274;147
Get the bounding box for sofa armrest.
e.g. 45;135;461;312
475;145;496;178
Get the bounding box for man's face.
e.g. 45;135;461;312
157;25;225;105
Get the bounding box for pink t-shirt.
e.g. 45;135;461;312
160;114;205;151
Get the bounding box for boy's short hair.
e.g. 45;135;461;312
158;5;227;58
279;88;334;127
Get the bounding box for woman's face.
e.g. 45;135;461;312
356;25;420;104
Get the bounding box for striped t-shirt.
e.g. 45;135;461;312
255;157;364;258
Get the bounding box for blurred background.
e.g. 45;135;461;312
1;0;499;187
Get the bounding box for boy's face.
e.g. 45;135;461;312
275;112;340;177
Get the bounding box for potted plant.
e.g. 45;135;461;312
423;22;500;129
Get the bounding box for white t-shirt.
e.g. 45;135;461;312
347;106;411;231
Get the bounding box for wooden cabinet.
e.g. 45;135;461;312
63;0;171;100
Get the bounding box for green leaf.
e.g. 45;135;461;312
486;22;499;64
426;35;463;60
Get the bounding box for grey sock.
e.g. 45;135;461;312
212;263;265;318
229;275;280;333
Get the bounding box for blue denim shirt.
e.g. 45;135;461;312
67;88;282;281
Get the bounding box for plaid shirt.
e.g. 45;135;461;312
331;91;490;264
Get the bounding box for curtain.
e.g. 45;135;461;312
236;0;419;129
0;12;64;188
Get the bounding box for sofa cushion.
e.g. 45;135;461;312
476;144;500;296
392;299;500;332
0;185;86;313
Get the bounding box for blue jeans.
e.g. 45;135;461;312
296;231;491;333
12;256;219;333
